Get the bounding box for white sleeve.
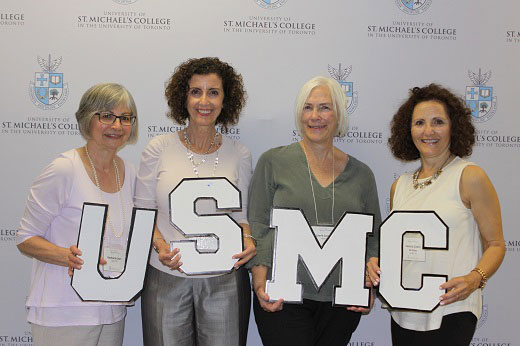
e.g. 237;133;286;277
134;136;166;209
17;155;74;245
232;141;252;225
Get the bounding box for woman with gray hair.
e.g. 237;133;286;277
17;83;138;346
247;76;381;345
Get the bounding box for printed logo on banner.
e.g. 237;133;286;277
0;229;17;242
224;2;316;35
328;64;358;115
385;172;403;214
112;0;138;4
506;30;520;43
465;68;497;123
0;12;25;26
385;198;391;214
217;126;241;141
0;331;33;344
255;0;288;9
476;299;488;329
29;55;69;110
471;297;511;345
395;0;432;15
146;124;241;140
505;239;520;252
368;3;455;41
76;8;172;31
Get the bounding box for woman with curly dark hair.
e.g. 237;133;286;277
135;57;255;346
367;84;505;346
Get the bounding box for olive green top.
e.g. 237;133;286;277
247;142;381;302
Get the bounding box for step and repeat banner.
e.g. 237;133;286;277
1;1;519;345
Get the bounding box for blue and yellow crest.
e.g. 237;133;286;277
29;55;69;110
465;69;497;123
254;0;288;9
328;63;358;115
396;0;432;15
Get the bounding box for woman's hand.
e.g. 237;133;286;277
251;265;284;312
232;236;256;269
366;257;381;287
439;271;481;306
151;227;183;272
232;224;256;269
155;238;183;272
67;245;108;277
68;245;83;277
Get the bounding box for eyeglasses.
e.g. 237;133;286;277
95;112;136;126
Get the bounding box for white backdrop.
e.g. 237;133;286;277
1;1;519;345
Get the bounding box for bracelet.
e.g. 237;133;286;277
472;267;488;289
243;234;257;246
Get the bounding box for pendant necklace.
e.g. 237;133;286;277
85;145;126;238
184;129;219;177
301;142;335;226
412;154;453;190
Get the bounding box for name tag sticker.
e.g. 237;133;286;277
104;247;126;273
312;226;334;246
403;237;426;262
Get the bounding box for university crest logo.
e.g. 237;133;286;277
328;64;358;115
29;55;69;110
395;0;432;15
254;0;288;9
476;297;488;329
465;68;497;123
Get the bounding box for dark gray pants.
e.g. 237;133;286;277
141;265;251;346
31;319;125;346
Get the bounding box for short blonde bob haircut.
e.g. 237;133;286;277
294;76;348;138
75;83;138;143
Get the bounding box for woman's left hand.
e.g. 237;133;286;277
232;236;256;269
366;257;381;287
439;271;481;306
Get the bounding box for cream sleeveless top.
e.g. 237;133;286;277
390;157;481;331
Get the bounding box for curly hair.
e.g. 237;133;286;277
164;57;246;129
388;83;475;161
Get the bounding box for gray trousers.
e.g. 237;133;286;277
141;265;251;346
31;319;125;346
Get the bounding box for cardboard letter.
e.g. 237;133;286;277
71;203;156;302
378;211;448;312
266;208;373;307
169;178;243;275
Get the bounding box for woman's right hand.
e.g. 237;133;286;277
366;257;381;287
67;245;108;277
155;238;183;272
68;245;83;277
251;265;284;312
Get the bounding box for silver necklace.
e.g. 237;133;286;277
412;155;453;190
183;129;219;177
301;142;335;226
85;145;126;238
